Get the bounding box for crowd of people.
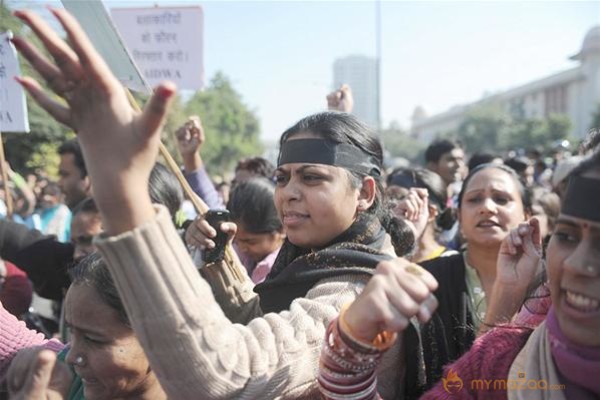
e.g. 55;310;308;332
0;8;598;400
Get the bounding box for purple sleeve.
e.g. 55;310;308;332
184;167;225;209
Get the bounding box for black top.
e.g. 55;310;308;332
404;253;477;397
0;219;73;301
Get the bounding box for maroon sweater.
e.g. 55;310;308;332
421;296;551;400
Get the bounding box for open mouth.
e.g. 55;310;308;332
565;290;600;313
476;220;500;228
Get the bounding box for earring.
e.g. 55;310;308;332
74;355;85;366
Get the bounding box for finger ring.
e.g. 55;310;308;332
405;263;424;276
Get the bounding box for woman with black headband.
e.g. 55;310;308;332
386;167;457;262
9;9;430;399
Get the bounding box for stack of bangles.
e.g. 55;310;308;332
318;305;398;400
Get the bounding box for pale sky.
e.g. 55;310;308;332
7;0;600;142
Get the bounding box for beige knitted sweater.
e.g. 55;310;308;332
95;206;405;399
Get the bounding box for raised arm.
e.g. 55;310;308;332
174;116;224;209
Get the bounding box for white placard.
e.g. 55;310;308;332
0;32;29;133
61;0;150;93
110;6;204;91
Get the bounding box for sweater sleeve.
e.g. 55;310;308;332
199;257;264;325
94;205;375;399
420;326;533;400
184;167;225;209
0;301;65;383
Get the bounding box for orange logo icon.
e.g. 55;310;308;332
443;369;464;394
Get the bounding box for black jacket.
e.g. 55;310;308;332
0;219;73;301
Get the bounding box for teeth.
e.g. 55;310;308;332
566;291;600;312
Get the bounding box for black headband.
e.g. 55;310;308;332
561;176;600;222
388;173;445;210
278;138;381;176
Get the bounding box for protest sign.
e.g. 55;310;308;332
110;6;204;91
0;31;29;133
61;0;150;93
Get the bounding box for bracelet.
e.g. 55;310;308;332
338;304;398;352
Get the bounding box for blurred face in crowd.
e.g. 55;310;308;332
428;148;465;186
459;167;526;248
71;211;103;260
64;284;164;400
234;224;285;263
59;153;89;209
274;132;368;249
547;168;600;347
39;186;61;210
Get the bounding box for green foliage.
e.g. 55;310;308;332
184;72;262;174
450;102;573;154
379;121;425;164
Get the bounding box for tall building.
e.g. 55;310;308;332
333;55;379;129
411;26;600;143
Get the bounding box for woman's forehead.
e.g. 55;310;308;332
466;168;517;192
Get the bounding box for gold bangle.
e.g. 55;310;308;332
338;303;398;352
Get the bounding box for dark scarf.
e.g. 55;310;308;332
254;213;393;313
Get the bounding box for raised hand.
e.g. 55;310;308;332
343;259;438;343
392;188;430;239
175;116;204;159
8;348;72;400
480;218;543;333
13;9;176;235
326;84;354;113
185;215;237;250
496;218;542;288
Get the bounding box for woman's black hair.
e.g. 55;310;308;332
457;163;532;214
280;112;415;256
467;152;501;171
386;167;455;230
149;162;184;217
68;253;130;328
227;177;282;234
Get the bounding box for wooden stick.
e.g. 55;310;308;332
0;132;14;218
124;89;245;281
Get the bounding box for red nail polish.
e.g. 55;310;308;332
156;85;175;100
10;38;22;50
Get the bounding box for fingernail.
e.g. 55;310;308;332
10;37;22;49
156;83;176;99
